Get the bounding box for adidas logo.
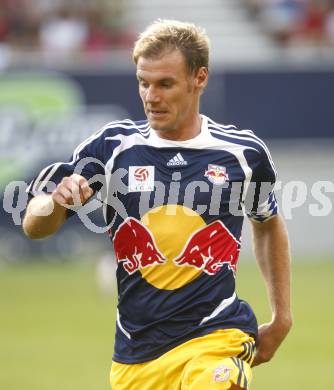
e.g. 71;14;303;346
167;153;188;167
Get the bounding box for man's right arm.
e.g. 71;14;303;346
23;174;93;240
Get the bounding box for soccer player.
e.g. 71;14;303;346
23;20;292;390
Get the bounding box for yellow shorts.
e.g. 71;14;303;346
110;328;255;390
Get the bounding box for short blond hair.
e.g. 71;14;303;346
133;19;210;74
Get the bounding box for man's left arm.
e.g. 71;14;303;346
250;214;293;366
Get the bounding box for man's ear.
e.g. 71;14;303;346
195;67;209;90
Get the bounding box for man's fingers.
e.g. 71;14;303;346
52;181;76;205
79;180;94;202
72;174;93;202
52;190;70;207
52;175;93;206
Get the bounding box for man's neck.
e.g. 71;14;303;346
155;115;202;141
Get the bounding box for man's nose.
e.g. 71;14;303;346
145;86;160;103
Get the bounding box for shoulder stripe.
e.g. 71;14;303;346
208;125;255;138
207;119;274;163
29;162;63;194
207;118;252;134
35;162;63;193
208;122;261;143
208;118;273;154
209;129;277;177
208;122;256;138
73;120;149;161
29;119;150;194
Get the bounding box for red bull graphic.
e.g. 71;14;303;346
113;217;166;274
113;212;240;279
173;221;240;275
205;164;229;185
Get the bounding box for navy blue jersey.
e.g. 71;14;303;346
27;115;278;364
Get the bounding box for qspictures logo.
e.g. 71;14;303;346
2;159;334;230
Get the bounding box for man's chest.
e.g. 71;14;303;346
106;145;249;221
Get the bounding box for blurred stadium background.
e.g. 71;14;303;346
0;0;333;389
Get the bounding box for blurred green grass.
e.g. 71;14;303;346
237;257;333;390
0;260;116;390
0;258;333;390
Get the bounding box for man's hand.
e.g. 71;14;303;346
252;318;292;367
52;174;93;208
23;174;93;239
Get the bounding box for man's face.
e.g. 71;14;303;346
136;49;207;138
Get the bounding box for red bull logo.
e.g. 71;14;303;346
205;164;229;185
113;217;166;274
113;209;240;281
173;220;239;275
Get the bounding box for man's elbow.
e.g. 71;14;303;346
285;315;293;331
22;217;53;240
23;223;44;240
23;230;45;240
274;312;293;334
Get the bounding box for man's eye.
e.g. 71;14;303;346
139;81;149;88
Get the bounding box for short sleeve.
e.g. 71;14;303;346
243;143;279;223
